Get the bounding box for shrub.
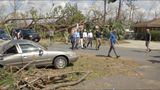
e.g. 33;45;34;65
150;31;160;41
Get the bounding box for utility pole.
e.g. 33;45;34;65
116;0;122;20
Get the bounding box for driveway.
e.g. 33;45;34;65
49;40;160;89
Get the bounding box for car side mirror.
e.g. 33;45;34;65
0;54;3;60
39;49;43;56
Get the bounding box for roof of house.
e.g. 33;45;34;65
133;18;160;28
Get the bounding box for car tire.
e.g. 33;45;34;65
53;56;67;69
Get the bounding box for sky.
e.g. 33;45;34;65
0;0;160;20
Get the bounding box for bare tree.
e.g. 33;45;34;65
104;0;107;24
9;0;22;18
0;4;7;23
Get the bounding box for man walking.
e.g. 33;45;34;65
70;29;76;50
107;29;120;58
48;30;54;45
75;29;80;49
79;28;84;49
87;30;93;48
145;29;151;52
83;29;88;48
95;25;102;50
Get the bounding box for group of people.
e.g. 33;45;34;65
70;26;93;50
70;25;120;58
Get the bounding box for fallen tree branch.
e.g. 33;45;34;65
42;71;91;90
15;61;34;75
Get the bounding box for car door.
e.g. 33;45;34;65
19;43;50;66
2;45;23;67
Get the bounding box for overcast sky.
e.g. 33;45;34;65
0;0;160;20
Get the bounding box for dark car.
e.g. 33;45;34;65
0;29;11;40
14;29;41;42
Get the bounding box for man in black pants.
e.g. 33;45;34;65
145;29;151;52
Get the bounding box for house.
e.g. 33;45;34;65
132;18;160;40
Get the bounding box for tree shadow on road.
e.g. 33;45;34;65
147;60;160;64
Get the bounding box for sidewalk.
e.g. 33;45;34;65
118;40;160;50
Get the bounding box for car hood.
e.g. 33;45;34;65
47;47;71;52
46;47;75;55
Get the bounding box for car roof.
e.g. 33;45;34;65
0;40;35;54
9;40;34;44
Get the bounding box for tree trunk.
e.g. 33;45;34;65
116;0;122;20
104;0;107;24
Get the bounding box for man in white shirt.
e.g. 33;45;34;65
87;30;93;48
83;29;88;48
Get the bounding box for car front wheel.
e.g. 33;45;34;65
53;56;67;69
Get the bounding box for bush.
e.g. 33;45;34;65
150;31;160;41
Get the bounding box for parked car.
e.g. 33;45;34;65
0;29;11;40
0;40;78;69
13;29;41;42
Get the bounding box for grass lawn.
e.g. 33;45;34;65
53;52;141;80
19;52;140;81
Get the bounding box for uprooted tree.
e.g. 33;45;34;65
1;3;85;39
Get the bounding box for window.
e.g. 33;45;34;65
4;45;18;54
19;44;39;53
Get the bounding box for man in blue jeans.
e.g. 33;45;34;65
107;29;120;58
75;29;80;49
70;29;76;50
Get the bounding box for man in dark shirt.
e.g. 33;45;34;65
79;28;83;48
145;29;151;52
95;25;102;50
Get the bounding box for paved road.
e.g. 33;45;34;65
48;42;160;89
49;42;160;62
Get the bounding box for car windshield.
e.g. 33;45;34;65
0;40;11;54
